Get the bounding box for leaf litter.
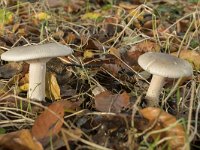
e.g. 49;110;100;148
0;0;199;149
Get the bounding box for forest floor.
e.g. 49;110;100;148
0;0;200;150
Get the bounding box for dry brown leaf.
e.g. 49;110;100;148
45;0;64;8
122;40;160;70
62;128;82;141
19;73;29;86
94;91;130;113
102;17;119;37
122;49;144;68
31;102;64;146
119;2;138;10
51;30;64;40
0;62;22;78
172;50;200;70
64;32;77;44
120;46;145;71
102;63;121;76
83;38;104;50
109;47;121;58
62;100;83;111
19;73;29;91
143;20;160;29
140;107;185;150
0;129;43;150
131;40;160;52
64;0;85;13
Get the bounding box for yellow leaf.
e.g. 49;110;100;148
81;12;101;20
172;50;200;70
129;9;144;21
35;12;50;21
0;9;14;25
19;73;29;92
19;83;29;92
46;73;61;100
83;50;94;59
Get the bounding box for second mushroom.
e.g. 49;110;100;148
138;52;193;106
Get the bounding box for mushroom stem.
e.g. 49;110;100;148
145;75;165;106
27;59;49;101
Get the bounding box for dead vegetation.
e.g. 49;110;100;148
0;0;200;149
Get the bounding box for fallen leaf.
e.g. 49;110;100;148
92;85;106;96
31;102;64;146
19;83;29;92
34;12;51;21
0;62;22;78
19;73;29;91
17;28;27;36
128;41;160;69
19;73;29;84
109;47;121;58
82;37;104;50
140;107;185;150
121;49;144;68
131;40;160;52
18;72;61;100
143;20;160;29
62;100;83;112
64;32;77;44
46;72;61;100
102;17;119;37
83;50;95;59
64;0;85;13
102;63;121;76
81;12;101;20
94;91;130;113
45;0;64;8
172;50;200;70
119;2;138;10
119;3;143;29
0;129;43;150
62;128;82;141
0;9;14;25
51;30;64;40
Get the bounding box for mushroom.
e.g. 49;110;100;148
1;43;73;101
138;52;193;106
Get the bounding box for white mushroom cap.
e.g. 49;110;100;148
1;43;73;101
138;52;193;107
1;43;73;61
138;52;193;78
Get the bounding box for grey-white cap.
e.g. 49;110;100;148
1;43;73;61
138;52;193;78
1;43;73;102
